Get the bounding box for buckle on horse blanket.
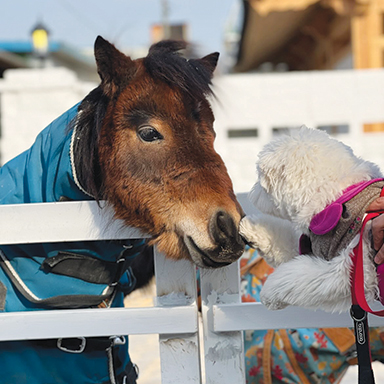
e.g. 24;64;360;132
57;337;86;353
38;336;126;354
56;336;126;354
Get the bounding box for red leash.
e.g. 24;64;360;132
350;206;384;384
351;210;384;316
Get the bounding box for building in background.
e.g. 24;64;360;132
0;49;29;77
235;0;384;73
150;0;188;43
2;2;384;194
0;20;98;164
151;23;188;43
0;20;150;166
210;0;384;192
211;70;384;192
0;40;98;82
0;22;147;82
0;67;95;165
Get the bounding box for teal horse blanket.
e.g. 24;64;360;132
0;104;141;384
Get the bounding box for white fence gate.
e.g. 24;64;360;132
1;195;384;383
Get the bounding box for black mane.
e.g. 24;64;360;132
71;86;107;200
143;40;215;101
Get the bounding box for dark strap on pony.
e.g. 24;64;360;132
0;239;145;308
41;241;143;288
0;259;113;309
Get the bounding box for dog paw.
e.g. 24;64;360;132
240;215;291;267
260;289;289;310
239;216;257;247
239;215;272;250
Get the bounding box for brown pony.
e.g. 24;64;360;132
0;36;245;384
74;36;245;268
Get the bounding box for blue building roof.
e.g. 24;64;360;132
0;39;97;81
0;40;60;53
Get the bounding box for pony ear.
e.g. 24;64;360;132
197;52;219;78
94;36;136;95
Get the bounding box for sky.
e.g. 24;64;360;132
0;0;241;56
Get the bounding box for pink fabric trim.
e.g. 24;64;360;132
309;178;384;235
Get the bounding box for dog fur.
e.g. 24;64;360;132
240;126;383;312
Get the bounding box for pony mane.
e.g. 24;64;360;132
144;40;215;100
70;86;107;200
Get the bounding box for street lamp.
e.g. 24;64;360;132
31;22;49;64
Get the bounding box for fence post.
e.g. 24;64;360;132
200;261;245;383
154;248;202;383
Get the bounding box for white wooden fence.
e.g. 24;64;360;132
1;195;384;383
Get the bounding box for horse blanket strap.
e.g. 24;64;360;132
41;241;143;291
0;250;113;309
41;251;130;285
35;336;118;353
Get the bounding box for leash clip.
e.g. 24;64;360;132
350;305;368;346
350;306;367;322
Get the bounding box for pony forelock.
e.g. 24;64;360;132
143;40;215;101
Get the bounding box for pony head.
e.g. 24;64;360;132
73;36;245;268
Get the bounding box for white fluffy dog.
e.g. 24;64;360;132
240;126;384;313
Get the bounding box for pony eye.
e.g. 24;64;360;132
138;126;164;142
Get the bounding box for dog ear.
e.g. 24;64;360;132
249;182;279;215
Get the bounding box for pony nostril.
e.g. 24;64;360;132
204;210;245;265
217;212;232;237
211;210;237;242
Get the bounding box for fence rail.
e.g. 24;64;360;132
1;197;384;383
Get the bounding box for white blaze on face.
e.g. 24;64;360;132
180;216;215;245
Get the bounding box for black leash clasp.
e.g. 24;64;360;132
350;304;376;384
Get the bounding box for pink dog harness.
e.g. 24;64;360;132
303;178;384;304
310;178;384;235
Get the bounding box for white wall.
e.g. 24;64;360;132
212;69;384;193
0;67;96;164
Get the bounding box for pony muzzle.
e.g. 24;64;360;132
184;210;245;268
